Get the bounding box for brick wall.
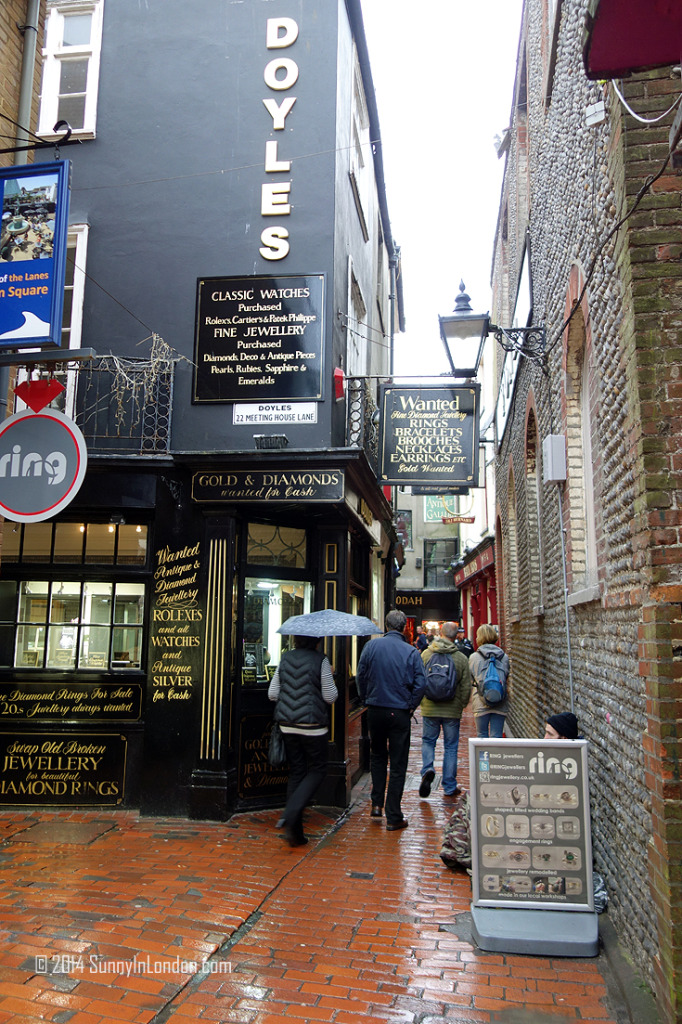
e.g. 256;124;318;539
0;0;45;168
492;0;682;1018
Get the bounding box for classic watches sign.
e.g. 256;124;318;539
378;386;480;487
193;274;324;403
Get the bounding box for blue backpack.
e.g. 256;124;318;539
424;652;459;702
480;652;506;706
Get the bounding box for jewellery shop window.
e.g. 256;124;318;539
0;520;149;671
241;578;312;686
240;521;310;687
0;580;145;671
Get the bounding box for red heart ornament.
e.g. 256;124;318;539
14;378;66;413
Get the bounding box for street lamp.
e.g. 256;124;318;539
438;282;488;378
439;280;546;378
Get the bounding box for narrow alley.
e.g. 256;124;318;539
0;712;655;1024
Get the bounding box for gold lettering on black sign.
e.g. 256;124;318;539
0;733;126;804
150;543;202;703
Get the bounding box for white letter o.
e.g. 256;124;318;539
264;58;299;91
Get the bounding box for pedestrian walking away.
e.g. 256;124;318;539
355;609;426;830
419;621;471;799
268;635;337;847
469;623;510;738
454;625;474;658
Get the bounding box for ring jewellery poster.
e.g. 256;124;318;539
469;738;594;912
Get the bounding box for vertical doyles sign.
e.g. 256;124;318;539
0;160;71;349
470;738;594;911
378;386;480;487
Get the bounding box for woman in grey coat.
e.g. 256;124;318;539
469;623;510;738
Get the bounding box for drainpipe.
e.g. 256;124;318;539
15;0;42;166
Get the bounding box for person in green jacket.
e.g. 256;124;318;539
419;621;472;798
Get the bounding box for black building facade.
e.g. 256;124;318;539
0;0;401;818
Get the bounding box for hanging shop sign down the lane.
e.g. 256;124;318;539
193;274;324;403
378;385;480;487
0;160;71;350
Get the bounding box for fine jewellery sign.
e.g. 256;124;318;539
193;274;324;403
469;738;594;912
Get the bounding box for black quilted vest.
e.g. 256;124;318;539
274;648;328;726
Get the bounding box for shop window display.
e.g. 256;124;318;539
241;578;311;685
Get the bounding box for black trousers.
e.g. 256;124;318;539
367;706;411;826
282;731;328;836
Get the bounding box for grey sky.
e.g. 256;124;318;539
361;1;524;375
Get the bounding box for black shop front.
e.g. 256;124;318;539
0;450;393;819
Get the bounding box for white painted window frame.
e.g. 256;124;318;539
39;0;104;140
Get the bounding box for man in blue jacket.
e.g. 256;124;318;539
356;609;427;831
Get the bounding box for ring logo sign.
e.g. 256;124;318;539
529;749;578;781
260;18;299;261
0;409;87;522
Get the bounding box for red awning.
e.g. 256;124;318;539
583;0;682;80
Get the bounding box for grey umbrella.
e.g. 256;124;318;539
277;609;380;637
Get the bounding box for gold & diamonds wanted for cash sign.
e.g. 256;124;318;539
470;738;594;911
378;386;480;487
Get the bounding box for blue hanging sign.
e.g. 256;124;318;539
0;160;71;350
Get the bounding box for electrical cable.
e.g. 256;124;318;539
612;80;682;124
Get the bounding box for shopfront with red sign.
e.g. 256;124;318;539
454;538;497;642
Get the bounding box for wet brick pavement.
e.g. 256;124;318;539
0;711;657;1024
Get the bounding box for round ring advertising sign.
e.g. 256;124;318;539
0;409;87;523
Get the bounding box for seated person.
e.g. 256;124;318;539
544;712;579;739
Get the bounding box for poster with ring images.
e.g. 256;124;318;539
470;738;594;912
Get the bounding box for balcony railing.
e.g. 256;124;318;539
73;355;175;455
346;376;379;474
58;362;380;465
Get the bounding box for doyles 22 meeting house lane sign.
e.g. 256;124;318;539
378;386;480;487
0;160;71;349
193;274;324;403
0;409;88;523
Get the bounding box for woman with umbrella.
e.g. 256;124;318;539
268;634;338;847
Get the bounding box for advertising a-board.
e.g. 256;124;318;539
470;738;594;912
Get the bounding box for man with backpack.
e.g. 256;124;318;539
418;622;472;799
469;623;510;738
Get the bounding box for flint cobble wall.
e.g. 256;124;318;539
492;0;682;1013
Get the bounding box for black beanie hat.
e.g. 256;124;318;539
546;712;578;739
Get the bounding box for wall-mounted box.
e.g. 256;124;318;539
543;434;567;483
